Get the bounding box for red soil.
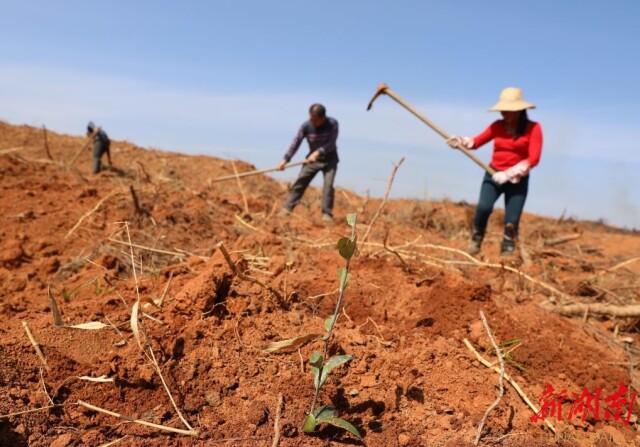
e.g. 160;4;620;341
0;121;639;446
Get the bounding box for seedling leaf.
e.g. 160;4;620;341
337;268;350;292
323;417;362;439
309;351;324;391
346;213;357;228
262;333;321;353
324;315;336;333
499;338;523;347
319;355;353;389
302;413;317;433
313;405;336;420
336;237;357;260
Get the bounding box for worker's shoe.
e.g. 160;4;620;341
466;232;484;255
500;239;516;257
321;213;333;222
277;208;291;217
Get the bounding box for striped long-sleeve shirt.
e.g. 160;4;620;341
283;117;339;163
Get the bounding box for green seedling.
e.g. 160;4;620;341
302;213;361;440
60;276;99;302
499;338;527;372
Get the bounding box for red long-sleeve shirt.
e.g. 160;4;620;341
472;120;543;171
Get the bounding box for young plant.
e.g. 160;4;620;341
302;214;362;440
499;338;528;372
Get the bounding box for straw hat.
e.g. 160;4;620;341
488;87;536;112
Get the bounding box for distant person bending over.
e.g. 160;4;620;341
87;121;112;174
277;103;339;222
447;87;543;256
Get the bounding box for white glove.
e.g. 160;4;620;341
492;171;509;185
505;160;530;184
446;135;474;150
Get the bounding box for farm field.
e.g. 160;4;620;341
1;121;639;446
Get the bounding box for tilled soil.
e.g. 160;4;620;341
0;121;639;446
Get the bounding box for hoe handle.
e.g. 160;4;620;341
368;83;496;176
211;160;306;183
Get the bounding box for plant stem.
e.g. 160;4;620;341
309;218;357;414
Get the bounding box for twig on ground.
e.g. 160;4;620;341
107;238;189;260
271;393;284;447
382;231;410;273
593;256;640;278
122;223;194;432
415;271;442;287
22;321;49;371
124;223;141;302
48;285;63;326
367;240;572;301
519;241;532;267
144;331;194;431
42;125;54;160
129;185;143;215
297;349;305;373
232;159;250;215
157;272;173;307
0;146;25;155
217;241;287;308
97;436;129;447
474;310;505;446
0;404;65;419
105;315;128;345
9;153;60;165
357;317;393;346
234;214;265;233
39;367;55;405
463;338;555;433
207;437;264;444
543;233;581;247
361;157;405;246
544;303;640;317
103;276;130;309
77;400;197;435
66;190;121;238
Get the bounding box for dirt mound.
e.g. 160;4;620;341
0;121;639;446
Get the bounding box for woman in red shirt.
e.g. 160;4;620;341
448;87;543;256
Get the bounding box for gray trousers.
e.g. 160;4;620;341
283;159;338;216
92;141;109;174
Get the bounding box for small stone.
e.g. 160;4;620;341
205;391;221;407
398;433;410;446
246;402;268;426
50;434;74;447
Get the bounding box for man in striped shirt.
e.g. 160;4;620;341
277;103;339;222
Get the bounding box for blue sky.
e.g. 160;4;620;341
1;1;639;228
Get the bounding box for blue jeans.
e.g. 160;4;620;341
473;171;529;239
283;159;338;216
